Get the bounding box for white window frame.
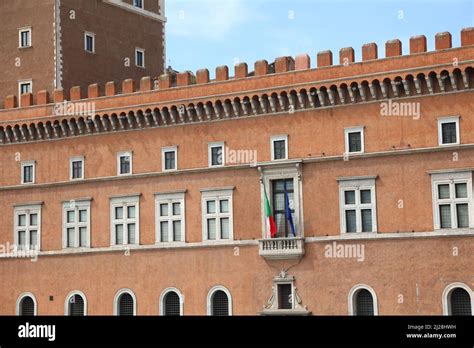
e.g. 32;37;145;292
16;292;38;316
161;146;178;171
133;0;144;9
18;80;33;107
431;171;474;230
117;151;133;176
70;156;85;180
113;288;137;316
64;290;88;316
159;287;184;316
344;126;365;154
442;283;474;316
271;135;288;161
260;165;303;238
438;116;460;146
135;48;145;68
21;160;36;184
206;285;232;316
19;27;32;48
155;192;186;244
84;32;95;53
201;188;234;242
14;204;42;251
338;177;377;234
348;284;379;315
62;200;91;249
110;195;140;246
208;142;225;167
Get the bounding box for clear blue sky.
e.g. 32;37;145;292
166;0;474;77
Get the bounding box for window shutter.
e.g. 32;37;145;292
118;293;134;316
20;297;35;316
211;290;229;316
450;288;472;316
164;292;180;316
355;289;374;316
69;295;85;316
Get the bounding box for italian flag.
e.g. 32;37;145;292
264;185;278;238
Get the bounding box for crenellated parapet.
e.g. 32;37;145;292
0;28;473;145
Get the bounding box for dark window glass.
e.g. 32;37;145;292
85;35;94;52
441;122;457;144
19;296;35;316
272;179;294;238
345;210;356;233
164;292;181;316
23;165;33;183
120;156;130;174
355;289;374;316
136;51;144;67
211;146;223;166
20;83;31;95
439;204;452;228
361;209;372;232
348;132;362;152
450;288;472;316
211;290;229;316
21;31;30;47
278;284;292;310
72;160;83;179
273;140;286;160
68;294;85;316
118;293;134;316
164;151;176;170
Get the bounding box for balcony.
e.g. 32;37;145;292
258;237;305;260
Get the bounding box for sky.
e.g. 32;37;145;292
165;0;474;77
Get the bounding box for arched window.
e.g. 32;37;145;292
207;286;232;316
348;285;378;316
114;289;136;316
65;291;87;316
17;293;37;316
443;283;473;316
160;288;183;316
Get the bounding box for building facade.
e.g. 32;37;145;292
0;27;474;316
0;0;166;107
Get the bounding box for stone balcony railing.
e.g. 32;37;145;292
258;237;305;260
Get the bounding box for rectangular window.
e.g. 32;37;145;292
117;152;132;176
135;48;145;68
438;116;460;146
339;177;377;233
345;127;365;154
18;80;33;106
432;172;472;230
19;27;32;48
84;32;95;53
21;161;35;184
202;189;233;241
14;205;41;251
133;0;144;8
208;142;225;167
277;284;293;310
70;156;84;180
161;146;177;171
62;201;91;248
271;135;288;161
111;196;140;246
272;179;295;238
156;192;185;243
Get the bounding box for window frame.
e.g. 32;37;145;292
133;0;144;9
271;135;289;161
206;285;232;316
135;48;145;68
21;160;36;185
64;290;87;316
16;292;37;316
110;195;140;246
18;27;32;48
338;177;377;234
442;283;474;316
208;142;225;167
438;116;460;146
155;191;186;244
159;287;184;316
344;126;365;154
14;204;42;252
117;151;133;176
161;146;178;172
84;32;95;53
201;188;234;242
431;171;473;230
70;156;85;180
348;284;378;316
113;288;137;316
62;200;91;249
